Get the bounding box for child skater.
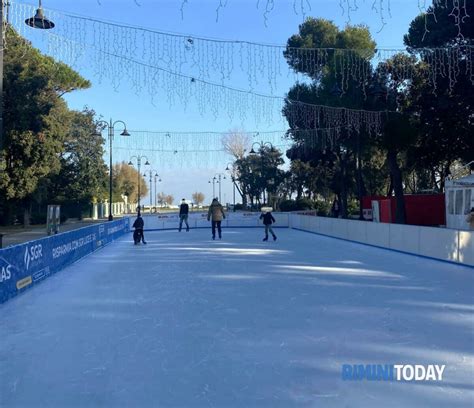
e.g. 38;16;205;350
132;211;147;245
260;207;277;241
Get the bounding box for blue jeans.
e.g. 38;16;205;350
179;215;189;231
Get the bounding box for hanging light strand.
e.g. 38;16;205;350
106;127;348;168
9;1;473;95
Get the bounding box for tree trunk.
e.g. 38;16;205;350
440;161;451;193
386;175;394;196
339;157;348;218
387;149;406;224
23;199;32;227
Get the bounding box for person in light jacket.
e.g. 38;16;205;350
207;198;226;240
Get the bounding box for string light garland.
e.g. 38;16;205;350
179;0;469;36
106;128;347;168
422;0;470;39
9;7;389;132
9;1;472;97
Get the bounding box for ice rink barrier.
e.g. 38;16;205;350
289;214;474;267
141;211;290;230
0;218;130;303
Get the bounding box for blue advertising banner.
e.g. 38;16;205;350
0;218;130;304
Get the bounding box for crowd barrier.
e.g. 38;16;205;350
0;218;130;303
289;214;474;267
141;212;290;230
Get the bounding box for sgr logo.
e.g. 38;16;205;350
24;244;43;270
0;257;13;283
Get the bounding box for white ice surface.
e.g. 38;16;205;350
1;228;473;408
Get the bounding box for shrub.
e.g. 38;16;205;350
279;198;314;212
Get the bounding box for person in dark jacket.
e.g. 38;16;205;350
179;199;190;232
132;212;146;244
207;198;226;240
260;209;277;241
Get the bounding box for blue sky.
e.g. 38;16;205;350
16;0;423;205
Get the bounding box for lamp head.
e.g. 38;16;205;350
25;4;55;29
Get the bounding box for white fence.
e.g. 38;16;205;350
289;214;474;267
129;211;473;267
92;202;134;220
141;212;290;230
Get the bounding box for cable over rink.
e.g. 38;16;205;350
106;126;369;169
108;129;294;169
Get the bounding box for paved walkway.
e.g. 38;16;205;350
0;219;105;248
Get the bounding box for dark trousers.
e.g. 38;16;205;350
133;229;145;244
211;221;222;238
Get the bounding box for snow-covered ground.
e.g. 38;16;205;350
1;228;473;407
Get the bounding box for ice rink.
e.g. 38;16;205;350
1;228;473;407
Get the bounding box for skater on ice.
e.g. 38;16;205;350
132;211;147;245
207;198;226;240
260;207;277;241
178;198;190;232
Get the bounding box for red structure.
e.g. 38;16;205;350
363;195;446;226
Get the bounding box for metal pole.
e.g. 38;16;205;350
218;175;222;202
261;150;264;204
154;177;157;210
149;172;152;212
213;179;215;198
108;120;113;221
137;157;141;211
233;180;236;210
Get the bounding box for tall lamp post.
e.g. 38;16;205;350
143;169;160;213
249;141;274;205
208;177;218;200
1;0;55;154
153;172;162;211
225;162;237;211
94;119;130;221
213;173;226;203
128;155;150;212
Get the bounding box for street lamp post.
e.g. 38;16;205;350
128;155;150;213
143;169;160;213
249;141;274;205
1;0;54;154
153;173;162;211
94;119;130;221
208;177;217;199
213;173;226;203
225;162;237;211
